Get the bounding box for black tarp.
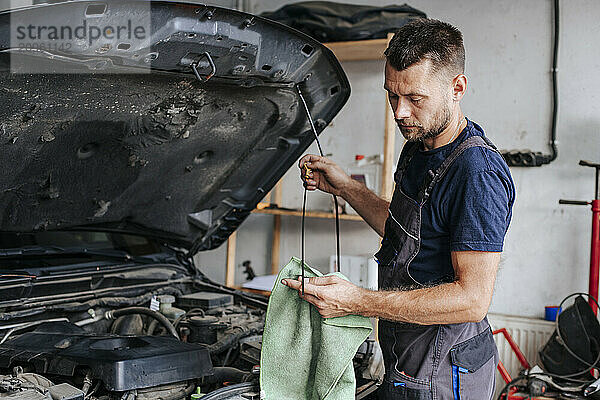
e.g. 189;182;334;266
261;1;426;42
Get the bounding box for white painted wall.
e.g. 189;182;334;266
196;0;600;318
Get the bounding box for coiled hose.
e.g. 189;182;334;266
106;307;178;339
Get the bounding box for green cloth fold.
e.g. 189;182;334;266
260;257;373;400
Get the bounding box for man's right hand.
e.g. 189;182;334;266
298;154;353;197
298;153;390;237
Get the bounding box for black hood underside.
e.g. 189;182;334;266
0;1;351;254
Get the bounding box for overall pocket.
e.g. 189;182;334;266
378;368;432;400
377;323;439;400
449;328;497;400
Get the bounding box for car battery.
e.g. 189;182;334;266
177;292;233;311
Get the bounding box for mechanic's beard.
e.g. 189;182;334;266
397;105;452;143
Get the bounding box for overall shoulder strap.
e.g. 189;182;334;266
418;135;500;204
393;141;420;183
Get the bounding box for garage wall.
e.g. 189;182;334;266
196;0;600;318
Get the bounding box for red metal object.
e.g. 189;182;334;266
591;199;600;314
492;329;548;399
503;389;529;400
496;378;531;400
493;328;531;380
559;160;600;314
496;359;512;385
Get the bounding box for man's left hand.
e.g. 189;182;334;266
281;275;365;318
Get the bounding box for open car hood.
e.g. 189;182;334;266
0;1;350;254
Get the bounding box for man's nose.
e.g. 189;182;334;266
394;97;411;120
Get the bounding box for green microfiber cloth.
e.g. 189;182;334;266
260;257;373;400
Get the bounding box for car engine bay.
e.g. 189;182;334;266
0;268;262;400
0;266;378;400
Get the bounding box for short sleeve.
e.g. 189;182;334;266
449;169;514;252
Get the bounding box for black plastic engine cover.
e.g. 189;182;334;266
0;324;213;391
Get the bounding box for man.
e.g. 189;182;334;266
282;19;515;399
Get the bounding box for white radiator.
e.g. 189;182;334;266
487;313;556;397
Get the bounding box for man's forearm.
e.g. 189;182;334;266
356;281;490;325
341;180;389;237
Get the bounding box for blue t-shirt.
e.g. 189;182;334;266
398;119;515;285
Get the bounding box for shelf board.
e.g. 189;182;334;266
324;38;389;62
252;207;363;221
234;286;272;296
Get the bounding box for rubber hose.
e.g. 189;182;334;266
136;381;196;400
204;367;254;384
109;307;178;339
110;314;144;335
200;383;257;400
163;382;196;400
146;319;159;335
207;328;259;355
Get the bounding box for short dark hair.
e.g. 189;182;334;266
384;19;465;77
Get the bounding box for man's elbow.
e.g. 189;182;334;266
464;296;491;323
466;307;488;323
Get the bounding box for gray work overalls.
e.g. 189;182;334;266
375;135;500;400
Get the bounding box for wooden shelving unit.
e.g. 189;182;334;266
224;35;397;286
252;207;364;221
324;38;388;61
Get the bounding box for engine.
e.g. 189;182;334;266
0;285;379;400
0;291;266;400
0;368;84;399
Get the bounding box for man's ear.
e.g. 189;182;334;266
452;74;467;101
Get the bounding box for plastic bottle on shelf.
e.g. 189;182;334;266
346;154;383;215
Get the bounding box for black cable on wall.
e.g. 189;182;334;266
501;0;560;167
